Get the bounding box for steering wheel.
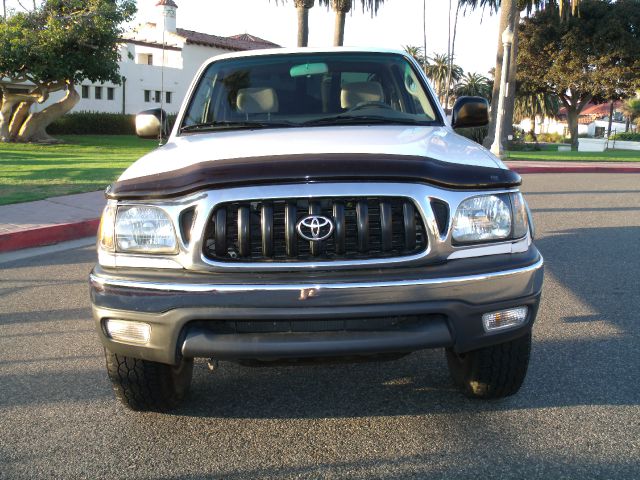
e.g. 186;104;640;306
346;101;394;112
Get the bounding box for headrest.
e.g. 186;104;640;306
340;81;384;109
236;87;279;114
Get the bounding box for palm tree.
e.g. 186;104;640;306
403;45;425;67
319;0;386;46
271;0;316;47
294;0;315;47
329;0;352;46
444;0;462;110
425;53;462;106
513;92;559;138
620;97;640;132
455;72;492;100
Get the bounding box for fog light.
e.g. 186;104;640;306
482;306;528;332
105;319;151;344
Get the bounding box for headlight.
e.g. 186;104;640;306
114;206;178;254
452;194;512;244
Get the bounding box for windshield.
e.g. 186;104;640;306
180;52;442;133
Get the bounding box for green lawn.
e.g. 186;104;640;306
505;148;640;162
2;135;639;207
0;135;157;205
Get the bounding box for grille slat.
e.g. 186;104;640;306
285;202;297;257
238;206;250;257
356;200;369;253
403;202;416;251
333;201;346;254
261;203;273;257
214;208;227;257
204;196;429;263
379;200;392;251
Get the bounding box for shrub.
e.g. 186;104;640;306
507;140;541;151
536;132;564;143
610;132;640;141
48;112;136;135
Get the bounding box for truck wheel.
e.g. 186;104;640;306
445;332;531;399
104;349;193;411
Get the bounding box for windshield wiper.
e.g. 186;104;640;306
180;120;295;133
302;115;433;127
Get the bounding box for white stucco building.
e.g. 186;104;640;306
34;0;278;115
517;101;632;138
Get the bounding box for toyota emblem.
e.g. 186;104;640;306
296;215;334;242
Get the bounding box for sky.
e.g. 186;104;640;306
135;0;502;76
3;0;502;75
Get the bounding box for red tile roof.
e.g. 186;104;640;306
156;0;178;7
175;28;280;51
558;101;623;119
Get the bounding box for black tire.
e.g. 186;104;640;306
445;332;531;399
104;349;193;411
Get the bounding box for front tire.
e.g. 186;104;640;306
104;349;193;411
446;332;531;399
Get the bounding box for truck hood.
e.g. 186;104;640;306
118;125;504;181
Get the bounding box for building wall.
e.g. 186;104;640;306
33;41;231;116
517;116;628;138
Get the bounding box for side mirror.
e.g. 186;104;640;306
451;96;489;129
135;108;168;139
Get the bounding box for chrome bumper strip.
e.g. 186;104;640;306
90;257;543;294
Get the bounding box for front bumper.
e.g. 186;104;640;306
90;248;544;365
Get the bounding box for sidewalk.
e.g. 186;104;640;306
1;160;638;253
0;191;104;253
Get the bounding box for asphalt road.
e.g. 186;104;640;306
1;173;639;480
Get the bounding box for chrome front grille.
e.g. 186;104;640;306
203;197;427;262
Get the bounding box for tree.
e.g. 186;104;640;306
317;0;385;47
620;98;640;132
329;0;351;46
455;72;492;100
459;0;582;148
403;45;425;68
425;53;463;106
513;91;559;138
518;0;640;149
0;0;136;143
294;0;315;47
444;0;461;110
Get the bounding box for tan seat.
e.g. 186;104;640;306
340;81;384;109
237;87;279;114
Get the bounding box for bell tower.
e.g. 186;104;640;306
156;0;177;33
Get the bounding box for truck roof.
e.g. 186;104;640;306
204;46;411;64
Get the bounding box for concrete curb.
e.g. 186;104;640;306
0;219;100;253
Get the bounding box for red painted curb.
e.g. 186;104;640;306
507;164;640;174
0;219;100;253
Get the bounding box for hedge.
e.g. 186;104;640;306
48;111;178;136
48;112;136;135
610;132;640;142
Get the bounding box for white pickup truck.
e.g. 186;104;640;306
90;47;543;411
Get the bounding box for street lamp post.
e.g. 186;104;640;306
490;26;514;158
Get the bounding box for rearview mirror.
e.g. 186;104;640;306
290;62;328;77
451;97;489;129
135;108;168;139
